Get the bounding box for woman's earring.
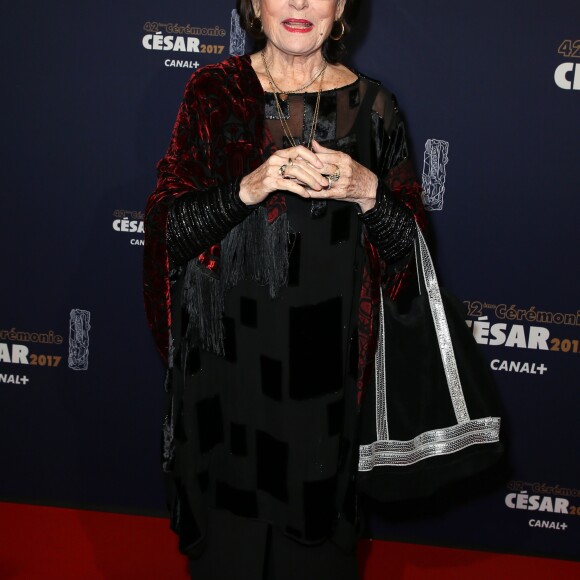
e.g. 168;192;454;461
329;18;345;41
251;16;263;33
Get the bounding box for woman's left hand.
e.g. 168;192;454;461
302;140;379;214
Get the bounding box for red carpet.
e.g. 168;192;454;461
1;502;578;579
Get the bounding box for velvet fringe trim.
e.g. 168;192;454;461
182;207;289;355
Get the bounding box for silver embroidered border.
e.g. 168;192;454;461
375;295;388;441
416;227;470;423
358;417;501;470
361;225;500;472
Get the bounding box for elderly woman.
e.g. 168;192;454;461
144;0;425;578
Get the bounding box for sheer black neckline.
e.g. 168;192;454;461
263;77;360;97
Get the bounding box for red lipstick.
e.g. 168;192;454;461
282;19;314;34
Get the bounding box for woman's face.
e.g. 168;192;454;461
254;0;345;58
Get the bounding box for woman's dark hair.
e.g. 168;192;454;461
236;0;357;64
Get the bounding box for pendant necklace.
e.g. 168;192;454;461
261;49;326;151
261;49;327;99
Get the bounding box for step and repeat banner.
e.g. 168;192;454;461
1;0;578;563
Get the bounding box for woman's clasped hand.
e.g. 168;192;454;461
239;140;378;213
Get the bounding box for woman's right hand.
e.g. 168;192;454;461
239;145;329;205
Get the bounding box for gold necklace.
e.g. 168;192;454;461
261;49;327;96
263;55;325;151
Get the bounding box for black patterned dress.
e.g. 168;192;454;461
170;81;376;544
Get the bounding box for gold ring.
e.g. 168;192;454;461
326;165;340;182
278;164;287;176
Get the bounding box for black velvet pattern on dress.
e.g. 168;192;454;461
216;481;258;518
256;430;289;502
285;525;303;539
197;470;210;493
185;346;201;375
327;399;344;437
240;297;258;327
222;316;237;362
287;231;301;286
335;133;359;162
264;93;289;120
330;206;352;244
347;329;359;380
349;87;360;108
310;199;328;219
174;399;187;444
230;422;248;456
307;92;337;143
171;479;202;554
289;297;343;400
196;395;224;453
260;355;283;401
303;94;314;145
303;476;337;541
337;439;351;472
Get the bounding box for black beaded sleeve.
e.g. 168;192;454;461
166;179;256;267
359;180;416;262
